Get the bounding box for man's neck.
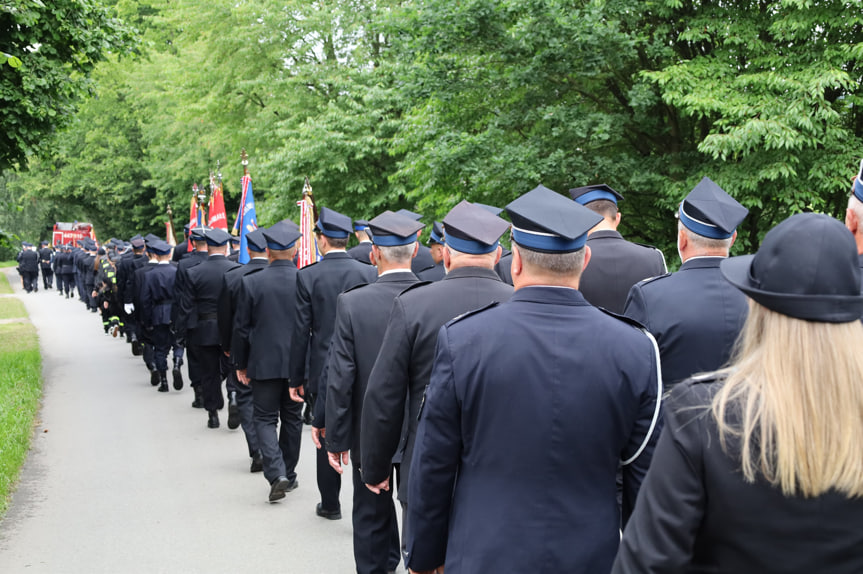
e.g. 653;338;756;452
378;266;411;277
587;219;617;235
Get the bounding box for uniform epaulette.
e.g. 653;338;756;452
595;306;647;331
396;280;433;297
636;272;671;287
633;241;662;252
446;301;500;327
298;260;319;270
342;282;371;294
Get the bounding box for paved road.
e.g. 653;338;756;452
0;269;398;573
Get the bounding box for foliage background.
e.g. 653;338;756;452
2;0;862;261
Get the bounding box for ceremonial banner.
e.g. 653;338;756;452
296;185;319;268
237;174;258;264
208;184;228;231
165;221;177;246
187;194;200;252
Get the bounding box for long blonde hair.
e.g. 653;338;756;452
713;300;863;498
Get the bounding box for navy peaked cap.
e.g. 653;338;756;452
204;228;231;246
428;221;445;245
442;200;510;255
316;207;352;239
395;208;423;221
506;185;603;253
149;240;172;255
569;184;624;206
245;228;268;252
369;211;424;247
263;219;302;250
679;177;748;239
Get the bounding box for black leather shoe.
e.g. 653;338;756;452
207;411;219;429
315;503;342;520
172;367;183;391
191;386;204;409
227;392;240;430
269;476;291;502
157;372;169;393
250;452;263;473
150;370;160;386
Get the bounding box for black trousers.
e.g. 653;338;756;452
186;342;202;389
21;271;38;292
41;266;53;288
75;273;85;301
352;465;400;574
317;435;341;511
252;378;302;484
60;273;74;295
228;371;259;457
195;344;225;412
150;325;173;372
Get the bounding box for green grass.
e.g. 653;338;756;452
0;320;42;517
0;297;26;319
0;272;12;294
0;261;17;268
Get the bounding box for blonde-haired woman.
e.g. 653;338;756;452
613;213;863;573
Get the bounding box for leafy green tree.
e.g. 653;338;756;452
0;0;136;171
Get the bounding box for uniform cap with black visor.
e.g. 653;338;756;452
441;200;510;255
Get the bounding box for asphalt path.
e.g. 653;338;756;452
0;269;399;573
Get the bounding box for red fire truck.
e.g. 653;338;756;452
52;222;97;247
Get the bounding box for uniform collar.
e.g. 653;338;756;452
511;285;588;306
377;270;416;282
269;259;296;268
680;256;724;270
323;251;351;260
442;266;503;282
587;229;623;241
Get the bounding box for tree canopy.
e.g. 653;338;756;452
2;0;862;260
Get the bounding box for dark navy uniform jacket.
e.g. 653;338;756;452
579;230;666;314
232;259;299;380
18;250;38;273
324;270;419;463
172;240;188;262
118;253;148;304
406;286;662;573
494;252;513;285
176;254;239;347
416;261;445;282
360;266;513;502
289;251;377;395
347;241;373;265
411;244;436;276
624;256;748;390
614;377;863;574
56;251;75;274
38;247;53;269
172;250;207;322
139;263;177;328
218;257;268;352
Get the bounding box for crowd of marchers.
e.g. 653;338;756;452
18;163;863;574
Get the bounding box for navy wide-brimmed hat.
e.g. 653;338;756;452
721;213;863;323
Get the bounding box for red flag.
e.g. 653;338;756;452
188;194;198;252
208;185;228;231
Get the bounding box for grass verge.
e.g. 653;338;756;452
0;261;18;269
0;281;41;517
0;297;26;319
0;271;12;294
